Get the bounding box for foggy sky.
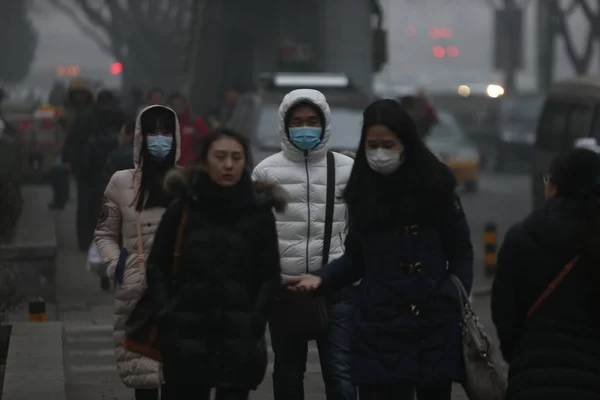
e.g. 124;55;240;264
29;0;593;87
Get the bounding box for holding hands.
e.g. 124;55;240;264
284;274;323;292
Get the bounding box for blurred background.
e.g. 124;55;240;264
1;0;597;108
1;2;600;398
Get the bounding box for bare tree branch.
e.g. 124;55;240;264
554;0;596;74
47;0;113;55
571;0;600;35
72;0;111;31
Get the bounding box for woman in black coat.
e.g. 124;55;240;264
146;129;285;400
287;99;474;400
491;148;600;400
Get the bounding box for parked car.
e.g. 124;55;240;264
532;76;600;210
483;92;544;172
425;111;480;193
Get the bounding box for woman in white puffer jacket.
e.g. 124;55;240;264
94;105;181;400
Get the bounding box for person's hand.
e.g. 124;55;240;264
284;275;322;292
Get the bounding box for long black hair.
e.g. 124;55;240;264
548;148;600;262
343;99;456;226
134;107;177;211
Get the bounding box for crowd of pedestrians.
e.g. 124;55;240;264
38;74;599;400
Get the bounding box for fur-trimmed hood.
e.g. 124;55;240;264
164;167;287;212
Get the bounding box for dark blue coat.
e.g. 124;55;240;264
315;193;473;385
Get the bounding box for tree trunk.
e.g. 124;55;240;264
188;0;233;115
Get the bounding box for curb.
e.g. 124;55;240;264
2;322;66;400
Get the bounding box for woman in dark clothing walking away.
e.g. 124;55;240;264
146;129;285;400
491;148;600;400
287;99;474;400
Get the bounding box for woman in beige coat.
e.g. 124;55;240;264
95;104;181;400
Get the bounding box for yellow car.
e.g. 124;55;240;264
426;111;480;192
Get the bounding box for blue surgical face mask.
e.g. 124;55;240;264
146;135;173;158
289;127;322;151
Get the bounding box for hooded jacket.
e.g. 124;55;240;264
252;89;354;279
94;105;181;389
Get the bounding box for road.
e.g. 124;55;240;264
53;172;531;400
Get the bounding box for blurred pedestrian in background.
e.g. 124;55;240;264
167;92;209;166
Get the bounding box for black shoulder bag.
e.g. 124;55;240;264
270;151;336;340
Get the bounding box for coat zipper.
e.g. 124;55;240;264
304;156;311;273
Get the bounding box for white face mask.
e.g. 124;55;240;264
366;148;403;175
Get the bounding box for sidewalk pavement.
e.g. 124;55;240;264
2;185;64;400
0;185;57;302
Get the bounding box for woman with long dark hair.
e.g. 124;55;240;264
146;129;283;399
95;105;180;399
491;147;600;400
287;99;474;400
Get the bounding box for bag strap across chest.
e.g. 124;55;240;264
527;255;580;318
322;151;335;266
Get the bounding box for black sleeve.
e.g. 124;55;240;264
252;210;282;320
62;112;92;165
438;193;474;293
314;230;365;291
491;225;524;362
146;201;184;315
61;122;76;164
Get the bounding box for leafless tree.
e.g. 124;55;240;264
553;0;600;75
48;0;195;90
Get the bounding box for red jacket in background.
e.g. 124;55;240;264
177;110;209;166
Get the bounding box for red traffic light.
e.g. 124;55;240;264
432;46;446;58
428;27;453;39
446;45;459;58
110;62;123;75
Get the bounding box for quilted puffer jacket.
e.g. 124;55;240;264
94;105;181;388
252;89;354;279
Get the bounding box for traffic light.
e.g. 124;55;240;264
110;62;123;75
446;45;459;58
432;46;445;58
428;27;453;39
432;46;459;59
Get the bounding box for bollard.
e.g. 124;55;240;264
28;296;47;322
484;222;498;278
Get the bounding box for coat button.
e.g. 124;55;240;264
410;304;420;316
147;223;151;227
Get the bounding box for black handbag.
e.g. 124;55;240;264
270;151;336;340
